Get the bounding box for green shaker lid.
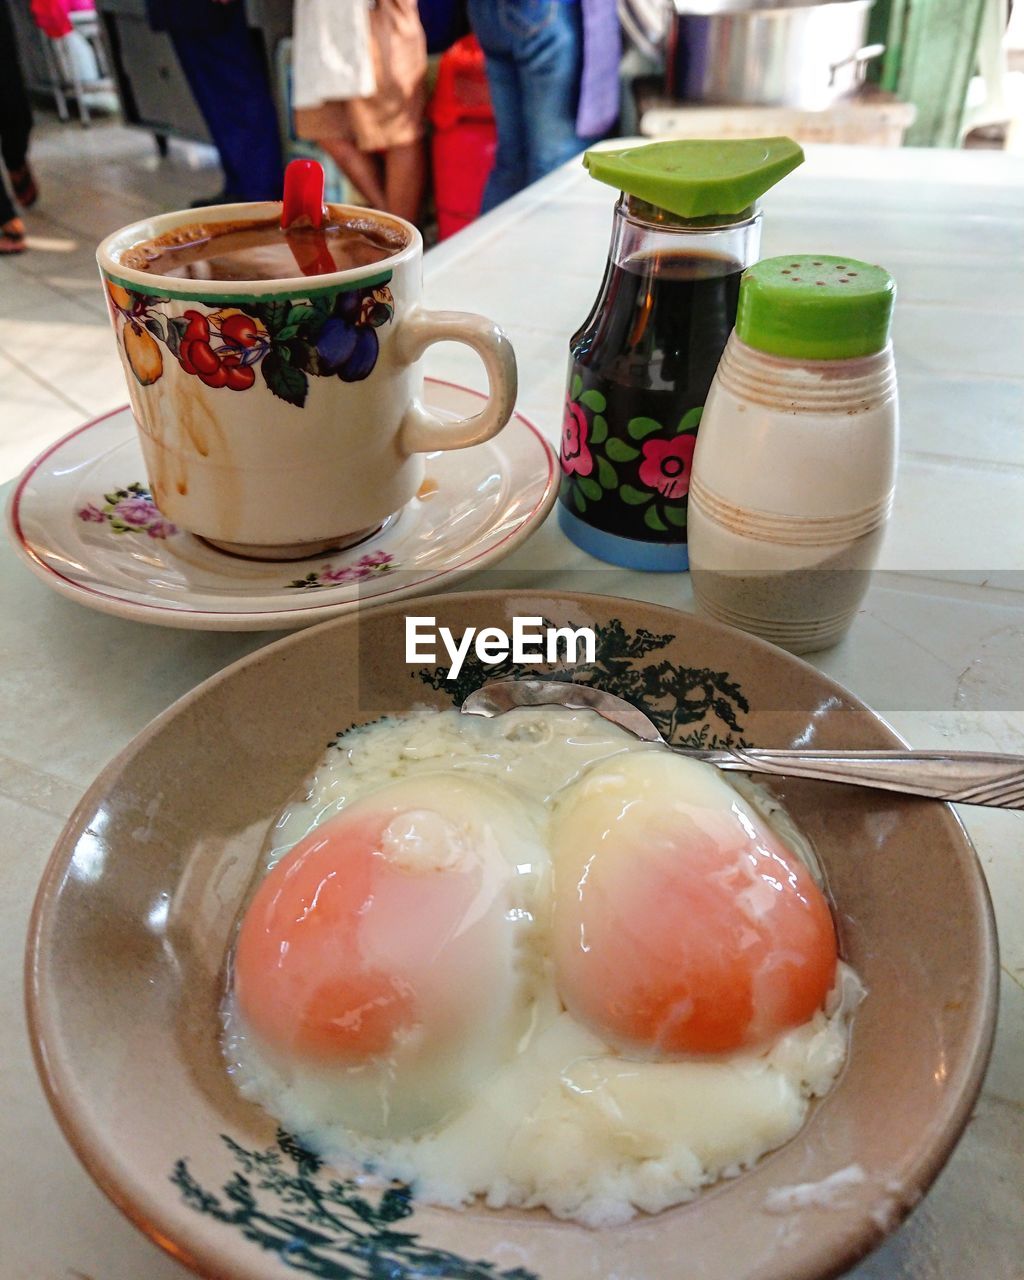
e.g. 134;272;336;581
582;138;804;218
736;256;895;360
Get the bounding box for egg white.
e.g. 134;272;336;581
225;705;861;1227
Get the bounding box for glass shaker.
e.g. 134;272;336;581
558;138;804;571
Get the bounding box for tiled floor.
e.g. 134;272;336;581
0;115;221;482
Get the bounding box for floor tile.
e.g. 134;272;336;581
0;351;84;482
0;310;126;419
0;266;88;320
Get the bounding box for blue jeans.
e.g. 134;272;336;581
468;0;598;211
169;5;283;201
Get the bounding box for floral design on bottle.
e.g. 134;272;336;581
559;372;702;537
105;276;394;408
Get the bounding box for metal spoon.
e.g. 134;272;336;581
461;679;1024;810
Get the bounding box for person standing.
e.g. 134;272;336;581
146;0;283;203
467;0;620;212
0;0;37;254
292;0;428;224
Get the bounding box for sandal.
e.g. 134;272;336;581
0;219;27;254
8;164;38;209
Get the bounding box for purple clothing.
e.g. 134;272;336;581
577;0;621;137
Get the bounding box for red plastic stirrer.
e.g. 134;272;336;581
281;158;334;277
282;157;325;230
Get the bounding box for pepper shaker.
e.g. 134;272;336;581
688;255;898;653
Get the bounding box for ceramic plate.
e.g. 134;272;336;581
26;592;997;1280
6;380;557;631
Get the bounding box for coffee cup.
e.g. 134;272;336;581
96;203;517;559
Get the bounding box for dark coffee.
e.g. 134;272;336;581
120;208;407;280
562;250;742;542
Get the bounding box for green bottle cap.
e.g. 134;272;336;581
582;138;804;219
736;255;896;360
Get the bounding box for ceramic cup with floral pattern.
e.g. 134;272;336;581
97;205;517;559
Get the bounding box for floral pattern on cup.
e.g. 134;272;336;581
559;373;702;535
287;551;395;591
105;276;394;409
77;483;177;539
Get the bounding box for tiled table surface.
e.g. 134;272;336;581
1;143;1022;1279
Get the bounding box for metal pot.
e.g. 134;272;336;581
620;0;673;62
665;0;884;110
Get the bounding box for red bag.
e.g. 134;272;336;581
429;36;497;239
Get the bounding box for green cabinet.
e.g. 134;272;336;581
869;0;989;146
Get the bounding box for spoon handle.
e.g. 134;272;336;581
690;748;1024;809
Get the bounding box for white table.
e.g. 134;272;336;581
1;146;1022;1280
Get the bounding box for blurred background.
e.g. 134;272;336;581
0;0;1021;482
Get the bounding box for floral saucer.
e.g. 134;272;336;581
7;379;558;631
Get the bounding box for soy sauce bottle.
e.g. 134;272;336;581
559;139;804;571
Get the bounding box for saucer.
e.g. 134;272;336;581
7;379;558;631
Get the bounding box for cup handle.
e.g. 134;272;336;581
395;308;518;454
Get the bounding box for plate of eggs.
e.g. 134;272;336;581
26;590;997;1280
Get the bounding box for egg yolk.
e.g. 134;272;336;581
234;807;493;1062
552;761;838;1056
